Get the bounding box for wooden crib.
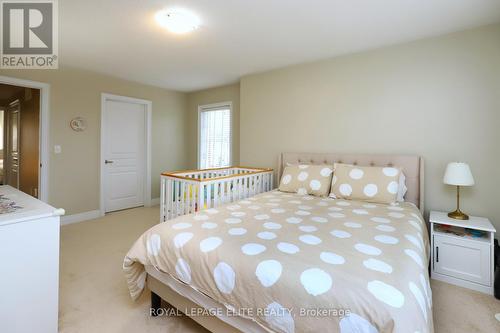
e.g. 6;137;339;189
160;166;273;221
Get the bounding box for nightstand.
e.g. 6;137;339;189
430;211;496;294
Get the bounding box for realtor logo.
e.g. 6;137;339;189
1;0;58;68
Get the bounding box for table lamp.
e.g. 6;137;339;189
443;162;474;220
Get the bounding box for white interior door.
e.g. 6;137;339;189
103;99;146;213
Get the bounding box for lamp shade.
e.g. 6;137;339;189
443;162;475;186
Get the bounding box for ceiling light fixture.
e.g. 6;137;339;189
155;8;200;34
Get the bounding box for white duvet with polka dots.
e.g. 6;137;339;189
124;190;433;333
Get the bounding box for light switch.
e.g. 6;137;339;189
54;145;62;154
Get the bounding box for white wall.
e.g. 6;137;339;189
240;24;500;230
0;67;188;214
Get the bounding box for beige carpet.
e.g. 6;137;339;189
59;206;500;333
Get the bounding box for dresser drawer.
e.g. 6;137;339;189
433;234;491;286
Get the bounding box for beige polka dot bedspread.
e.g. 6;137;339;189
123;190;433;333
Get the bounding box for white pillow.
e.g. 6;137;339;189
397;172;407;202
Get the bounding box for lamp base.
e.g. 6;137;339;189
448;209;469;220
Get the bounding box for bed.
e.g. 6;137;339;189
123;153;432;333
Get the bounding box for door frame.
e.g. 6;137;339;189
0;75;50;202
100;93;152;216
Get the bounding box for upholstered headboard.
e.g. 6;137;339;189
277;153;424;212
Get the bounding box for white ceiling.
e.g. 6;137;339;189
60;0;500;92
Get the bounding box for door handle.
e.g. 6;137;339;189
436;246;439;262
105;160;114;164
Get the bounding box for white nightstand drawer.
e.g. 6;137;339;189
433;234;491;286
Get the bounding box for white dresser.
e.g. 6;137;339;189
0;186;64;333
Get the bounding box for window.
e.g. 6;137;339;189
198;102;232;169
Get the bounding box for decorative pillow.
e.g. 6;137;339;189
329;163;401;204
279;164;333;196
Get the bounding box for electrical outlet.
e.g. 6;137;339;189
54;145;62;154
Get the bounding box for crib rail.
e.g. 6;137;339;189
160;167;273;221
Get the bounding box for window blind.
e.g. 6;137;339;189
199;106;231;169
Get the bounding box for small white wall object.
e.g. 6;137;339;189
69;117;87;132
161;167;273;222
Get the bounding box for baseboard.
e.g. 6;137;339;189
151;197;160;206
61;210;101;226
431;272;493;295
